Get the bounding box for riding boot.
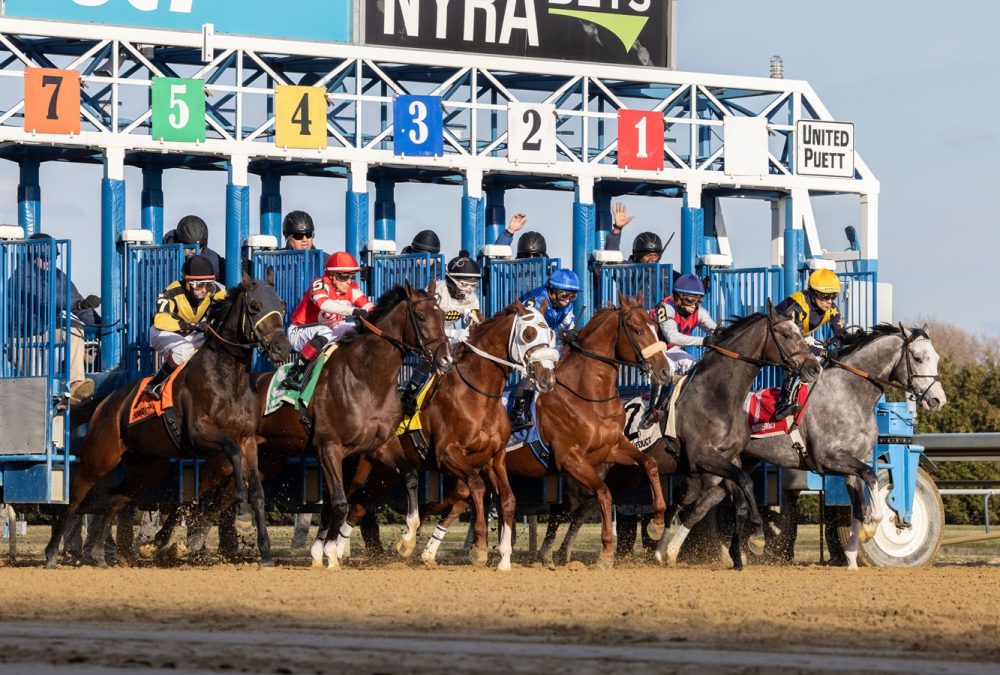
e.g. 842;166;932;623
773;375;801;420
400;367;431;418
283;335;327;391
639;385;664;430
510;388;533;431
144;360;177;400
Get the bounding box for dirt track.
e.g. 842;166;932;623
3;553;1000;673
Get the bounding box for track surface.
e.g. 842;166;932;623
2;559;1000;673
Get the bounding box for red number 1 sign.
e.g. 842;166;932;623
617;109;664;171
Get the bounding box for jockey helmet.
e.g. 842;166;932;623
516;231;548;259
547;268;581;292
808;268;841;295
673;274;706;297
27;232;59;260
325;251;361;273
182;255;216;280
446;250;481;279
632;232;662;259
408;229;441;254
282;211;315;238
176;215;209;248
163;229;177;245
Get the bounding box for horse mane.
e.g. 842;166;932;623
338;285;412;344
834;323;929;358
578;306;617;337
714;312;764;341
206;283;241;325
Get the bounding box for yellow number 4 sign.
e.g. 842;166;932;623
275;85;327;149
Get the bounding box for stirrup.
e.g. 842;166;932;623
773;403;799;421
639;408;661;430
143;382;164;400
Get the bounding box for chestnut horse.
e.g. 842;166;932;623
332;300;559;570
43;276;291;568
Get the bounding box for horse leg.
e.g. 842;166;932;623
559;451;615;568
656;476;727;566
691;453;766;555
115;503;137;566
726;484;746;571
487;453;517;572
316;443;348;570
842;474;868;570
420;482;470;565
821;450;883;541
557;497;598;565
465;471;490;566
370;438;421;560
612;435;667;541
311;499;336;567
240;437;273;568
537;508;564;567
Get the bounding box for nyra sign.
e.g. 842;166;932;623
3;0;354;44
795;120;855;179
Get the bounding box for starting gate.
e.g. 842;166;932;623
482;256;560;316
0;236;72;503
367;252;444;300
249;248;327;316
122;242;187;377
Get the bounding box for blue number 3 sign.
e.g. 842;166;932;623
393;95;443;157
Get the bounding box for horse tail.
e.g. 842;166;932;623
69;392;110;428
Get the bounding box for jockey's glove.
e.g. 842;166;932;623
179;320;208;334
702;333;718;348
559;328;580;343
353;308;370;320
75;294;101;311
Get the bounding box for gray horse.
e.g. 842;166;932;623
741;324;946;569
654;303;822;567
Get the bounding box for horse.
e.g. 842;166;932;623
653;302;822;568
497;293;673;568
333;299;560;570
43;274;291;569
740;324;945;568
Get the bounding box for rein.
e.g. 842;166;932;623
826;329;941;401
357;294;444;365
706;312;806;374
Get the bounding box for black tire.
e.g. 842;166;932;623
837;468;943;568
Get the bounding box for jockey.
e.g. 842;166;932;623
604;202;664;264
640;274;717;428
174;215;226;284
772;268;845;419
400;229;441;256
146;255;228;398
399;251;482;416
510;268;581;430
494;213;549;259
282;210;316;251
283;251;374;390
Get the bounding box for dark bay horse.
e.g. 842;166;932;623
655;303;821;567
741;324;945;568
335;300;559;570
502;293;673;568
245;283;452;569
43;275;291;568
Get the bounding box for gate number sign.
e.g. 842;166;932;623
393;95;443;157
275;85;328;149
508;103;556;164
617;109;664;171
24;67;80;135
152;77;206;143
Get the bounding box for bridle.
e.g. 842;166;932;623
357;293;448;367
707;312;810;376
203;287;286;354
564;305;666;375
827;327;941;404
455;307;559;398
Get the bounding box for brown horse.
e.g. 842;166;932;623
332;300;559;570
43;276;291;569
228;283;453;569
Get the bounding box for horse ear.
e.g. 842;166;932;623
241;268;252;287
514;297;526;314
766;298;774;317
636;291;644;307
428;277;437;295
898;322;908;338
404;279;413;297
617;291;626;307
265;266;275;287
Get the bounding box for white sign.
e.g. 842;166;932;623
796;120;855;178
508;103;556;164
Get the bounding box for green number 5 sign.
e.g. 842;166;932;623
152;77;205;143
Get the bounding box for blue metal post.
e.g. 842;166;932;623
700;196;720;258
783;228;804;295
485;184;505;245
260;173;282;241
595;189;612;250
18;160;41;236
374;177;395;241
680;207;703;276
573;189;595;322
345;191;369;261
101;174;125;370
226;181;250;288
141;166;164;242
462;176;485;256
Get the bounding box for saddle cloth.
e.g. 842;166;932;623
128;362;188;426
505;396;555;471
264;343;339;416
663;374;688;440
746;384;810;438
395;374;438;435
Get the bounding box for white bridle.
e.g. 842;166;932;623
460;306;559;375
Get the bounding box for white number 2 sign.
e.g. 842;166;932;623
508;103;556;164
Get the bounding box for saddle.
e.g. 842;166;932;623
395;375;439;462
746;383;810;438
264;343;339;416
504;396;556;472
128;362;189;452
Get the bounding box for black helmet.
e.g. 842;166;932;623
163;229;177;245
446;250;481;279
176;215;208;248
282;211;315;238
516;231;547;259
27;232;53;241
632;231;662;259
181;254;216;280
408;229;440;254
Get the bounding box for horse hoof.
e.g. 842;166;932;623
311;558;324;569
646;520;666;541
325;559;341;571
396;537;416;559
258;559;275;570
595;554;614;570
497;561;512;572
468;549;489;567
748;534;767;557
860;521;878;543
44;559;58;570
235;515;253;534
138;544;157;560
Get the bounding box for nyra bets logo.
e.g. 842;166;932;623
72;0;194;11
548;0;651;52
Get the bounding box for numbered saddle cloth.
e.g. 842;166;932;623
395;374;438;436
128;361;189;427
745;384;810;438
264;343;338;416
504;396;555;471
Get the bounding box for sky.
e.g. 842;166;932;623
1;1;997;334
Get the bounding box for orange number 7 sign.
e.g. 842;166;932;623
25;68;81;135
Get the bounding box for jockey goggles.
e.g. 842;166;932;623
450;277;479;293
676;293;702;306
289;232;313;241
332;272;355;281
552;290;577;302
186;279;214;290
813;292;838;302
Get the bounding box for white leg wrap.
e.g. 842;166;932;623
309;537;324;565
323;539;341;569
845;520;861;570
665;524;691;564
421;524;448;562
334;523;354;560
405;508;420;542
497;524;513;572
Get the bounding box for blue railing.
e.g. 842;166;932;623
250;248;327;318
122;243;186;377
367;252;444;299
483;257;560;316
